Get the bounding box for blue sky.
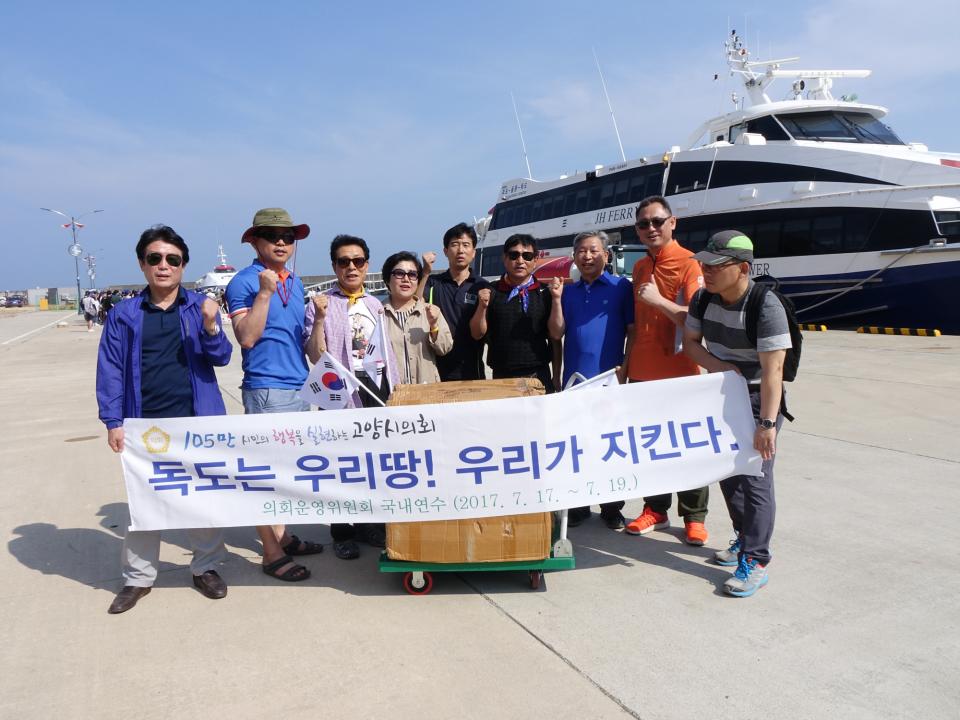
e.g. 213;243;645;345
2;0;958;290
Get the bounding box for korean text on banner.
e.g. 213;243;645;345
120;372;762;531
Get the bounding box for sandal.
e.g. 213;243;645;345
282;534;324;556
262;555;311;582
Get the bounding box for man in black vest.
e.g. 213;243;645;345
470;234;562;391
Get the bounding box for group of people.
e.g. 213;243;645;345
95;198;791;614
81;288;134;331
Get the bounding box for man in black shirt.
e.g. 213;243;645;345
470;234;563;391
420;222;489;380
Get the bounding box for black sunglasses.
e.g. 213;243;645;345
145;253;183;267
256;230;297;244
506;250;536;262
390;269;419;280
335;256;368;269
635;216;672;230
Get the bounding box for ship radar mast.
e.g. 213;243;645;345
724;29;871;108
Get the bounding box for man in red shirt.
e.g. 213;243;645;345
621;196;710;546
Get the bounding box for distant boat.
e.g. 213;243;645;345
196;244;237;291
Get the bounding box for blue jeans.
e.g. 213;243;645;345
241;387;310;415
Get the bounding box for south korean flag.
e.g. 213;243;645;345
361;313;391;393
301;352;361;410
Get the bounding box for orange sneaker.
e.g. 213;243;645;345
684;521;708;546
624;507;669;536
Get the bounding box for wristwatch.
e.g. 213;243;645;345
757;418;776;430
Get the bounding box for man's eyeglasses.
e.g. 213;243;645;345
335;256;368;269
256;230;297;244
635;216;672;230
506;250;536;262
390;269;420;280
145;253;183;267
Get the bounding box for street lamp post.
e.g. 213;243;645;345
40;208;103;314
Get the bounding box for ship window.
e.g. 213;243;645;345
812;216;843;252
628;174;646;202
614;179;630;205
776;111;904;145
588;186;603;211
600;182;615;207
782;219;812;255
752;220;781;257
574;189;589;213
668;162;711;194
684;230;709;252
645;170;664;196
563;191;577;215
541;196;553;220
517;203;530;225
531;200;542;223
935;211;960;237
729;123;745;144
746;115;790;141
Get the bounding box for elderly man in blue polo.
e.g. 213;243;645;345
549;230;635;530
225;208;327;582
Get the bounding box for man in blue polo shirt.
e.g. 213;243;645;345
550;230;635;530
226;208;326;583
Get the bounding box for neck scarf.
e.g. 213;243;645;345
497;275;538;313
339;284;365;306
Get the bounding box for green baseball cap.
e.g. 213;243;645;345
693;229;754;265
241;208;310;243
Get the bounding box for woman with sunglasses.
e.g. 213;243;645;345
380;251;452;385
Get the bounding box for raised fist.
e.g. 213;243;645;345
425;303;440;328
549;276;563;300
258;269;279;295
201;298;220;334
422;251;437;269
312;293;329;319
478;288;492;306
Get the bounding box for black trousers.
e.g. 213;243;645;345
330;369;388;543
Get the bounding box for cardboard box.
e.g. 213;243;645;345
385;378;552;564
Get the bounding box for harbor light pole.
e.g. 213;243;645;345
40;208;103;314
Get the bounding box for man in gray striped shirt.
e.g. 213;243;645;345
683;230;791;598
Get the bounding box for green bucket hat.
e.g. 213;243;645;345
241;208;310;243
693;229;754;265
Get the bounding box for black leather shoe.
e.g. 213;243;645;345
333;540;360;560
108;585;151;614
192;570;228;599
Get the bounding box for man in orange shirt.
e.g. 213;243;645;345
620;196;710;546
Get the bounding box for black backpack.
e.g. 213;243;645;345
696;276;802;382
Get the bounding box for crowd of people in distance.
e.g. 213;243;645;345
81;288;138;332
95;200;792;614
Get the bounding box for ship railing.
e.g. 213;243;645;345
304;272;387;295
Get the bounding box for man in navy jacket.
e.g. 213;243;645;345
97;225;233;614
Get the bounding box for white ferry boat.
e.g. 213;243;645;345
195;244;237;291
475;32;960;331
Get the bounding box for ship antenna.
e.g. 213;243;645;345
510;92;534;179
593;47;627;162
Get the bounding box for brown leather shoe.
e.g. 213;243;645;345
192;570;227;599
108;585;151;614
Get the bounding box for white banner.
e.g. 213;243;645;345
121;372;762;531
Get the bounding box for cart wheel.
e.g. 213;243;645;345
529;570;543;590
402;571;434;595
